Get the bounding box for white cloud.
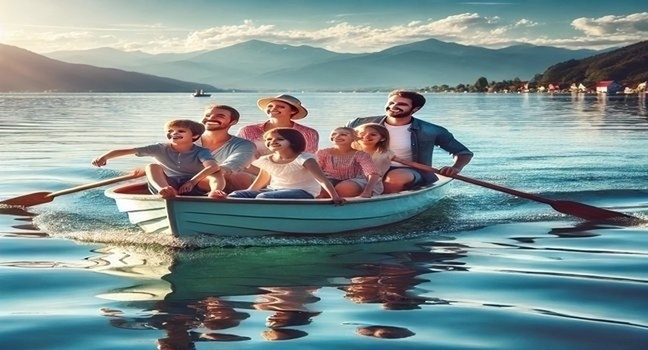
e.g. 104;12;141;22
514;19;538;28
6;12;647;54
571;12;648;36
184;20;278;50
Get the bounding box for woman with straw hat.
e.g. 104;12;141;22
237;94;319;158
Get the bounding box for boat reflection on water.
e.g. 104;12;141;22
89;238;468;346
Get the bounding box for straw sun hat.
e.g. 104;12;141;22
257;94;308;120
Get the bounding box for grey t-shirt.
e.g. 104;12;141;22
196;136;255;173
135;143;214;177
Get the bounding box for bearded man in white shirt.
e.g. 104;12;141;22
347;90;473;193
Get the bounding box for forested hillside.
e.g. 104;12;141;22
537;40;648;86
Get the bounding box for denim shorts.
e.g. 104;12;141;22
330;176;383;195
387;166;437;189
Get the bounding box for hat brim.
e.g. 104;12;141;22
257;97;308;120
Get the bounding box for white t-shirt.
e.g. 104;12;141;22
384;123;412;166
252;153;322;197
370;150;395;176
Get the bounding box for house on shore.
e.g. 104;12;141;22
595;81;623;96
569;83;589;93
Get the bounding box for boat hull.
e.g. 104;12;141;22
104;178;452;237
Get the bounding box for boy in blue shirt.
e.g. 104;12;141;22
92;119;224;198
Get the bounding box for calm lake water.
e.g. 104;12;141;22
1;92;647;349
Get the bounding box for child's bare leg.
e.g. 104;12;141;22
382;168;414;194
225;172;255;192
317;188;329;198
335;181;362;197
198;172;227;198
145;164;176;198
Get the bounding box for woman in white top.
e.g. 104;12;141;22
228;127;343;204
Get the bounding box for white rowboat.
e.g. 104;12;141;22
104;177;452;237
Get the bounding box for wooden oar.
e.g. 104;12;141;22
448;172;640;222
414;164;641;223
0;172;143;207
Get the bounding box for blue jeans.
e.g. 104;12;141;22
228;188;314;199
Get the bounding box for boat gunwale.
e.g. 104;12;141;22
104;177;453;205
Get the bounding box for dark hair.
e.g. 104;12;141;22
204;104;241;122
165;119;205;141
263;127;306;153
388;90;426;109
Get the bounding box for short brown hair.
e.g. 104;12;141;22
388;90;426;109
204;104;241;122
165;119;205;141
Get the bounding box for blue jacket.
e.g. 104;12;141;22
347;116;473;183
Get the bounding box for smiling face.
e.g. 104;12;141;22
265;100;296;120
166;126;196;145
357;127;381;146
203;107;235;131
164;119;204;142
262;127;306;154
264;131;291;152
356;124;389;152
385;95;416;119
329;127;355;146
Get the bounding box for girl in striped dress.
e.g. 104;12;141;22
316;127;381;198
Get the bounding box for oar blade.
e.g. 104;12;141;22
0;192;53;207
551;200;641;223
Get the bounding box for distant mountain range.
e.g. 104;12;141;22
2;39;615;92
40;39;600;91
0;44;218;93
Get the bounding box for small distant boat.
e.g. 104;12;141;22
192;89;211;97
104;177;452;237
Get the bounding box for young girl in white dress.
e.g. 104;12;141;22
228;127;343;204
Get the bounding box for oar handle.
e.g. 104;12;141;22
48;172;144;198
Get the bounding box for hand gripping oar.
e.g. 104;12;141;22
0;172;143;207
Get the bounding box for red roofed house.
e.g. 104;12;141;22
596;80;623;96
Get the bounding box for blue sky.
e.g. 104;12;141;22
1;0;646;54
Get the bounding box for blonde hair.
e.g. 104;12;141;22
355;123;390;153
330;126;356;141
